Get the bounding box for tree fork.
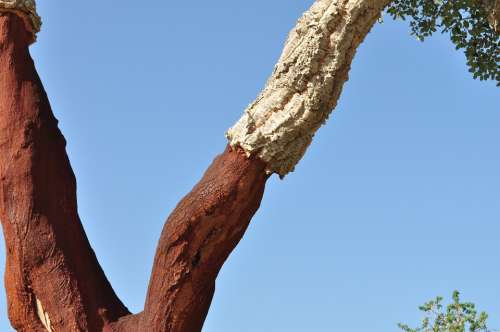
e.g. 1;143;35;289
1;0;393;330
0;9;270;331
4;0;463;331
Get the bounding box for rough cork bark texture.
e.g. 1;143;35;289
0;0;394;330
3;0;499;330
227;0;391;177
0;0;392;330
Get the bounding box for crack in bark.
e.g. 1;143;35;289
36;298;54;332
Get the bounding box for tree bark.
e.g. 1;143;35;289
1;0;393;331
0;13;269;332
227;0;391;177
118;1;392;331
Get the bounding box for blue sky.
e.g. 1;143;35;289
1;1;499;331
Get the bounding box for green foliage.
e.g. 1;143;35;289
386;0;500;85
398;291;491;332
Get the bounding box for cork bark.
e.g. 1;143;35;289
227;0;392;177
0;11;269;332
1;0;395;331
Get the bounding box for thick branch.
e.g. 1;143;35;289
112;146;268;332
2;1;397;331
227;0;392;177
0;13;128;331
119;1;393;331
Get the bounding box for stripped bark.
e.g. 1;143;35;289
110;147;268;332
1;0;395;331
0;12;269;331
131;2;393;330
0;13;128;331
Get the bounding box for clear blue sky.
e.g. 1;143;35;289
1;1;499;331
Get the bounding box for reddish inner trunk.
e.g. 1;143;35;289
0;12;269;332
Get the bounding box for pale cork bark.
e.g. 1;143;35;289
227;0;393;177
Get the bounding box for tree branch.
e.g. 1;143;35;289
115;1;393;331
0;13;128;331
227;0;392;177
3;1;394;331
116;146;269;332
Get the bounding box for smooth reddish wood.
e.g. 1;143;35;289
0;13;128;331
1;11;269;332
110;146;268;332
144;146;268;331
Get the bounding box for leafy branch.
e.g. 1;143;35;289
386;0;500;85
398;291;494;332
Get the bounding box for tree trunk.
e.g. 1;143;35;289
0;13;129;332
1;0;392;331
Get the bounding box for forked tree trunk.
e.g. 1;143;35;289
1;0;390;331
